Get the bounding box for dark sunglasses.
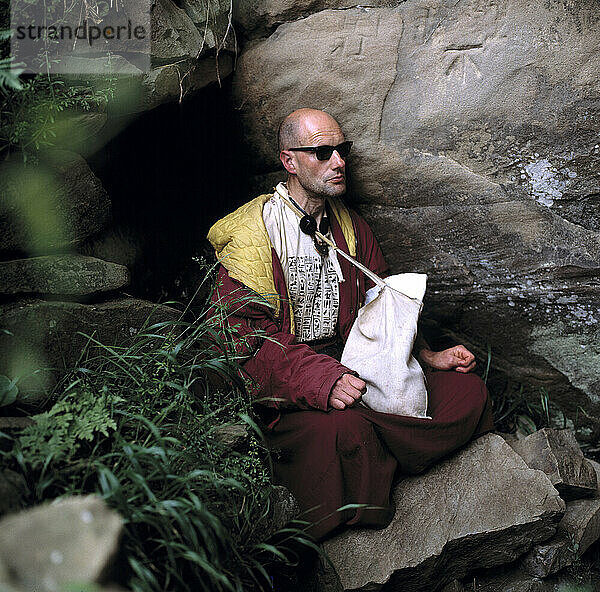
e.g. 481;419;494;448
288;141;353;161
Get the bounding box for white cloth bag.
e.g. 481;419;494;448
341;273;431;418
273;185;430;418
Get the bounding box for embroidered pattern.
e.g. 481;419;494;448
288;255;339;342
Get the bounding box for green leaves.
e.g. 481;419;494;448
0;73;115;160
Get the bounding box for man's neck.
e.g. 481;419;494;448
285;179;326;222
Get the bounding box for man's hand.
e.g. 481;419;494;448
419;345;476;373
329;373;366;410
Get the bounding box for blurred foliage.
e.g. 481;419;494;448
0;0;119;162
0;70;116;162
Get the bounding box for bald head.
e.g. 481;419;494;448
278;108;342;152
278;108;348;202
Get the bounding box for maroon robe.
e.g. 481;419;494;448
212;206;494;540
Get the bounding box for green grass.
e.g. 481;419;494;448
481;344;567;436
1;272;316;591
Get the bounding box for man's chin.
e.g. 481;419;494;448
325;181;347;197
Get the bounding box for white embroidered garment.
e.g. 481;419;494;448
263;188;343;342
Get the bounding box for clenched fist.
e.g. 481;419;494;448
329;373;367;410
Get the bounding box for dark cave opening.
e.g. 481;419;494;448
87;79;256;303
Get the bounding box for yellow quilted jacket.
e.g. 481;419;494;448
207;191;357;333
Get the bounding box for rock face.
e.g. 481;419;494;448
0;496;123;592
521;460;600;578
509;428;598;500
0;151;111;256
262;485;302;541
140;0;234;107
322;434;565;592
0;298;179;401
234;0;391;41
232;0;600;415
0;255;129;297
40;0;235;108
213;423;250;451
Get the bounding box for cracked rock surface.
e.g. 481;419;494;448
0;255;130;297
521;459;600;578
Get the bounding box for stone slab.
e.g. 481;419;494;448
322;434;565;592
0;255;129;297
0;298;179;402
509;429;597;500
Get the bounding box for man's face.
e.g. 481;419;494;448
289;116;347;199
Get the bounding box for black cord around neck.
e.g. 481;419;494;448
286;194;329;236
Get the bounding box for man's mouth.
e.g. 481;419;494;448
328;175;345;183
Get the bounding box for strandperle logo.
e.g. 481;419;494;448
15;20;147;47
10;0;151;74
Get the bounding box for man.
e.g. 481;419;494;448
208;108;494;540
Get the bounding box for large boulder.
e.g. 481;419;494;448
142;51;233;109
0;151;111;256
44;0;234;109
0;255;129;297
0;496;123;592
143;0;234;108
151;0;204;62
232;0;600;416
0;298;179;401
321;434;565;592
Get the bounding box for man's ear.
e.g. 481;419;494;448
280;150;297;175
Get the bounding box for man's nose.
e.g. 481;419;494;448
330;149;345;168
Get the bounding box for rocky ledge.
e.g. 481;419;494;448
314;429;600;591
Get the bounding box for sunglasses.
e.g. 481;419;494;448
288;141;353;161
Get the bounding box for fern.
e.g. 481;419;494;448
16;389;119;469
